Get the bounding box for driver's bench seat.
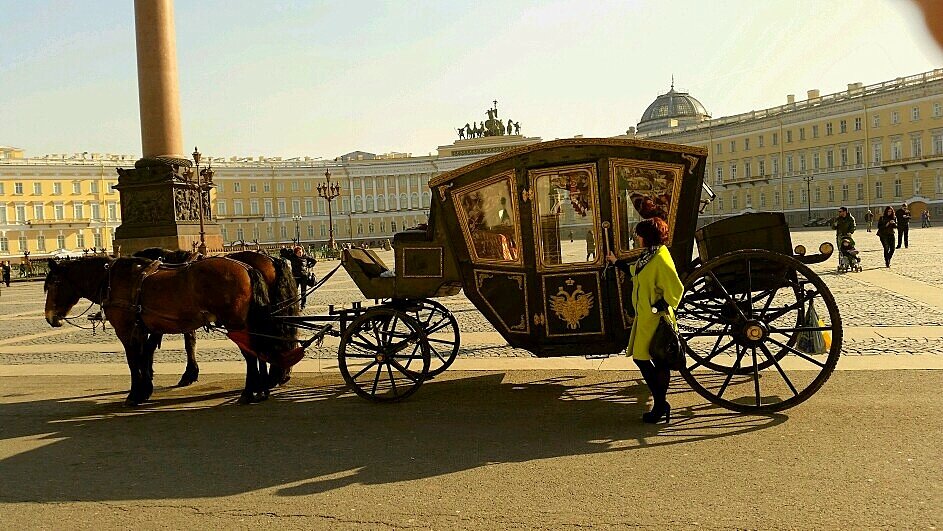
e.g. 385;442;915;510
341;248;395;299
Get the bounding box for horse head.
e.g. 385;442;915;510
44;256;111;327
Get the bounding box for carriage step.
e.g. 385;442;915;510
584;354;612;360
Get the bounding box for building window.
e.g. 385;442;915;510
875;181;883;199
250;200;259;215
826;150;834;169
839;120;847;133
276;182;284;193
872;142;882;164
32;183;42;195
306;225;314;238
57;235;66;250
732;194;739;210
16;205;26;222
800;128;806;141
90;203;100;221
934;103;942;117
291;181;299;192
717;197;724;212
0;208;5;224
799;155;807;172
744;138;750;151
233;200;244;216
774;190;780;206
291;199;300;215
263;182;271;193
827;185;835;202
873;114;880;128
54;204;64;220
758;160;765;176
786;155;794;173
842;184;849;201
730;140;736;152
933;133;943;156
108;203;117;220
357;223;363;235
14;182;23;195
772;132;778;146
0;237;6;252
715;143;722;155
37;235;46;251
217;201;227;216
911;136;922;158
90;181;99;194
304;180;312;192
234;182;242;193
801;188;808;204
825;123;832;136
855;145;863;165
758;135;764;148
745;162;752;178
856;182;864;201
264;200;273;216
53;182;62;195
715;166;723;184
840;148;848;167
787;189;795;205
280;226;287;239
892;111;900;124
812;125;819;138
236;227;245;241
854;117;862;131
76;233;85;248
912;107;920;121
786;130;793;143
730;163;737;180
277;199;286;215
391;221;397;233
814;187;821;203
760;193;766;208
813;152;820;170
305;199;314;215
18;236;27;252
772;157;779;175
891;140;902;160
894;178;902;197
33;205;44;220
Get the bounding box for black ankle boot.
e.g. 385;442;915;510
634;359;671;424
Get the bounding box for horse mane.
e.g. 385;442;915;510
133;247;196;264
47;256;113;301
247;254;300;361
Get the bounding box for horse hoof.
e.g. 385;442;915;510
175;376;197;387
237;394;254;405
124;397;142;407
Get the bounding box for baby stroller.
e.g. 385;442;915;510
837;234;862;272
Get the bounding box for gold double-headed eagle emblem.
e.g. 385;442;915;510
549;279;594;329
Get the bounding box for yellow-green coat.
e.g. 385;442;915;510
627;245;684;360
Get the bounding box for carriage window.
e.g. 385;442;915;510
456;175;520;263
532;165;599;267
609;159;682;257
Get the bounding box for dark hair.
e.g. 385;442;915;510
838;206;848;213
883;206;895;217
635;217;669;247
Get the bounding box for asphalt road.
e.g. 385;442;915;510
0;369;940;529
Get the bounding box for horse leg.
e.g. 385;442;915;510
137;331;156;403
120;326;150;406
258;360;271;399
238;350;265;404
177;331;199;387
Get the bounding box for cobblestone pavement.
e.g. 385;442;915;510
2;226;941;366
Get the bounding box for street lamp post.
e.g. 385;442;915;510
803;174;814;221
317;168;341;249
185;146;214;255
292;214;302;245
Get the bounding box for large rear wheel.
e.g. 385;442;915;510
676;250;842;413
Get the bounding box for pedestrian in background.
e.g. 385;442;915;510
921;209;931;228
831;206;856;266
877;206;898;268
864;208;874;232
896;203;911;249
1;261;10;287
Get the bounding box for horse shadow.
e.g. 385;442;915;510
0;371;786;502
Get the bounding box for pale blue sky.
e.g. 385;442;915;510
1;0;941;159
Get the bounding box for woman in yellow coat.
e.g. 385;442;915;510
607;217;684;424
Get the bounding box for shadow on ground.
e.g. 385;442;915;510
0;372;785;502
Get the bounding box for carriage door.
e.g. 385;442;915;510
526;163;611;350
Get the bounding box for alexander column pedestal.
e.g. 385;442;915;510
113;157;224;255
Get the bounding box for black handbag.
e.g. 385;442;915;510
649;311;684;370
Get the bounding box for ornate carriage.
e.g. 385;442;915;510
321;138;841;412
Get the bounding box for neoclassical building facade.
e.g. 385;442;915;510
626;68;943;227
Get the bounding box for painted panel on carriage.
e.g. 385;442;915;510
527;163;603;273
401;247;444;278
451;170;523;266
541;271;605;337
473;270;529;334
608;159;685;260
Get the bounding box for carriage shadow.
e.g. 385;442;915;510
0;372;786;502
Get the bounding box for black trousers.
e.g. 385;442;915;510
897;225;909;248
880;234;896;264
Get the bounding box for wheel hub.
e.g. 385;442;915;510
742;320;768;342
375;353;386;363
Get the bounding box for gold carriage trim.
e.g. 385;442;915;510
548;278;595;330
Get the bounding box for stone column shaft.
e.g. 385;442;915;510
134;0;183;159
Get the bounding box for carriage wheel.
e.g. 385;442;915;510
405;299;460;378
677;250;842;413
338;308;430;402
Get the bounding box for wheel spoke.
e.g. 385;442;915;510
767;337;828;368
370;364;382;395
351;360;378;380
717;345;746;398
387;363;398;395
705;270;746;320
745;259;753;318
759;342;799;396
688;336;736;370
769;325;833;334
389;358;421;382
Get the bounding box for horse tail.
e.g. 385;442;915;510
246;264;299;369
246;267;270;335
267;257;300;351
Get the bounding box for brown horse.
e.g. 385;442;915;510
132;248;300;390
44;256;292;405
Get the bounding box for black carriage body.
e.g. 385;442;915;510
420;138;708;357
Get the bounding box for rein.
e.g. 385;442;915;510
268;262;343;314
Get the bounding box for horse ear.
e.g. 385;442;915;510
47;258;59;271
